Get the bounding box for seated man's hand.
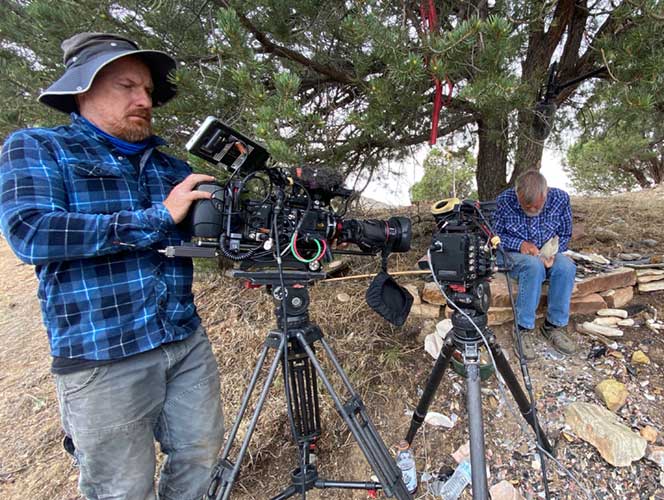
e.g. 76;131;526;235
520;241;540;256
540;255;555;268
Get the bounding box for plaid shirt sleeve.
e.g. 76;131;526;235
493;190;525;252
0;130;175;265
557;190;572;252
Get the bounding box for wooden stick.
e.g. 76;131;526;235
322;270;430;282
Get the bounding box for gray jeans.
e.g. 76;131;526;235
55;326;224;500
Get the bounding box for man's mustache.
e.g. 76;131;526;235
128;110;152;120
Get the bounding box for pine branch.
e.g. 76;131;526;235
211;0;356;84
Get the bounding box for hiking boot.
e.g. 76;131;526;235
513;327;536;360
541;323;578;355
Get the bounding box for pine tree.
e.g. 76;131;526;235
1;1;661;198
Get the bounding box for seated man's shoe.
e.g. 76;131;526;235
541;322;577;354
513;327;536;360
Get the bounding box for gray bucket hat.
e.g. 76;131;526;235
39;32;177;114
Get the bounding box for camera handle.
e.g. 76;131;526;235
205;271;412;500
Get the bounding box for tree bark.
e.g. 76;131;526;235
476;114;509;200
512;108;546;183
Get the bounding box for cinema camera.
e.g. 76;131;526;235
163;118;416;500
162;116;411;269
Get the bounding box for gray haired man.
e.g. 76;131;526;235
494;171;578;360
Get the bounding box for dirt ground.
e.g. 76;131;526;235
1;189;664;500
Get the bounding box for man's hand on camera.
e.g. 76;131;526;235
163;174;216;224
520;241;540;256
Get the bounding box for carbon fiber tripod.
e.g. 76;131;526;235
205;270;412;500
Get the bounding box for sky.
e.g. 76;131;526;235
360;146;571;206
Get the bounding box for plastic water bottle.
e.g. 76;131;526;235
439;459;471;499
395;440;417;493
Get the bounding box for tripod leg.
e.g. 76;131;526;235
488;339;553;454
295;332;413;500
405;337;456;444
465;354;490;500
207;333;287;500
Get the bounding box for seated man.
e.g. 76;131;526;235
494;170;578;359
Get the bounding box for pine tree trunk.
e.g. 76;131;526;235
476;115;509;201
511;108;546;184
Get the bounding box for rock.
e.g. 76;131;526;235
566;249;611;264
422;282;446;305
637;275;664;284
595;379;628;411
579;321;623;338
488;307;516;326
617;318;635;327
593;316;621;326
639;280;664;293
570;294;607;315
573;268;636;297
489;480;525;500
326;259;350;276
424;332;444;359
597;308;629;318
640;425;659;443
631;350;651;365
336;293;351;303
636;269;664;278
410;303;440;319
641;239;658;247
452;441;470;464
403;284;421;305
564;402;647;466
618;253;642;261
435;319;453;338
490;279;519;308
600;286;634;309
648;446;664;469
593;228;620;242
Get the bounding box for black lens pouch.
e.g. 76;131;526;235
365;271;413;327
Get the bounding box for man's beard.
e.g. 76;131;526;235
110;113;153;142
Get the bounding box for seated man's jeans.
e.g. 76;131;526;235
55;325;224;500
498;252;576;330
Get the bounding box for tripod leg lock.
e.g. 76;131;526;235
206;459;236;500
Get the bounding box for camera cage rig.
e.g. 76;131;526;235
163;116;411;273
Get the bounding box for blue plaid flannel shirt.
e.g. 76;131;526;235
0;113;200;360
493;187;572;253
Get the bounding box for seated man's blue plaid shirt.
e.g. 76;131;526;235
0;114;201;360
493;187;572;253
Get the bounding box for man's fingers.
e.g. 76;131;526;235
180;173;216;190
188;190;213;201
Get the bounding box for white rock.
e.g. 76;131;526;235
579;322;624;338
597;308;629;319
424;332;444;360
617;318;635;327
423;411;457;429
593;317;621;326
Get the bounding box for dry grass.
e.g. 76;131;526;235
1;186;664;499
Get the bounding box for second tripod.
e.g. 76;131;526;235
404;280;554;499
206;270;412;500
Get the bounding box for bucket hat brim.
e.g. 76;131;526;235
39;48;177;114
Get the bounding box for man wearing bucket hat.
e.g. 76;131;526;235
0;33;223;499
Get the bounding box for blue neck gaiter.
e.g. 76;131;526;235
80;115;153;155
